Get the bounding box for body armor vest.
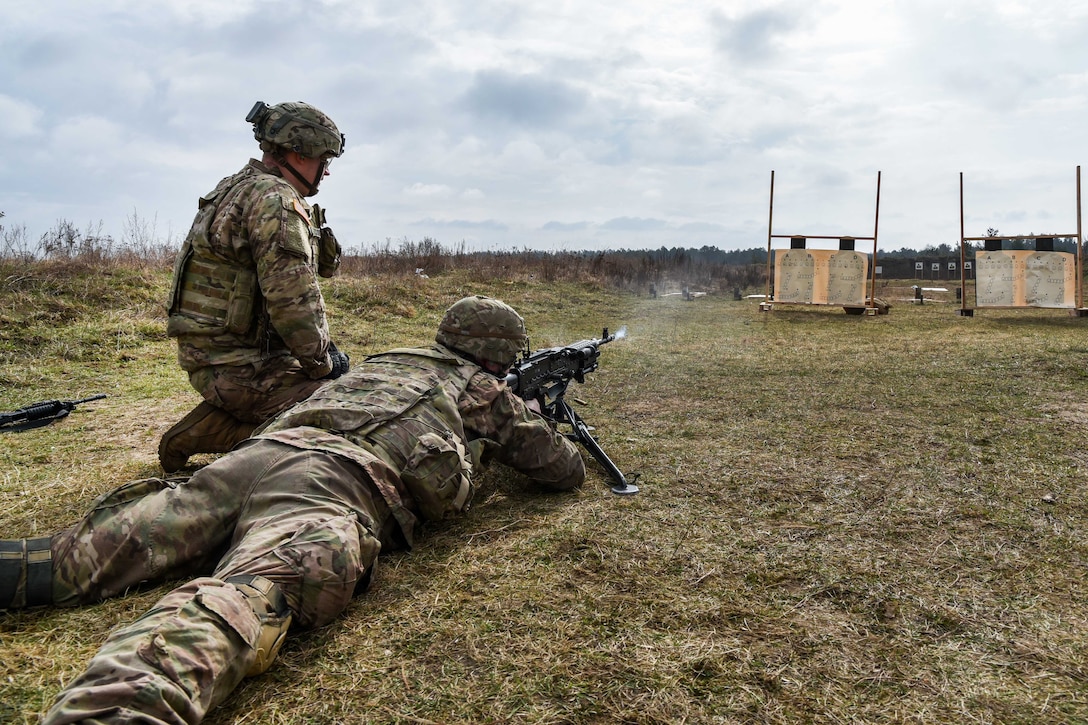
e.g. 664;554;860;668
258;348;480;522
167;170;261;340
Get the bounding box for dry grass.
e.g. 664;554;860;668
2;257;1088;723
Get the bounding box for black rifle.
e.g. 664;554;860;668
0;395;108;432
505;329;638;495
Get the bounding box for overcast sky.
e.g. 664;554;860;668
3;0;1088;254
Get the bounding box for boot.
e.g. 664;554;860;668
0;537;53;609
158;402;258;472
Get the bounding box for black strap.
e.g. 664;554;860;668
225;574;289;617
0;538;52;608
273;153;324;197
0;539;22;608
1;412;70;432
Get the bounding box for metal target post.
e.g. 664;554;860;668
764;170;776;307
958;166;1083;317
1078;166;1084;311
870;171;882;312
763;170;883;314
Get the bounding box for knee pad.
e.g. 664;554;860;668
0;537;52;609
225;574;292;677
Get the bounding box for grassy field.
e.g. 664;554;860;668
2;261;1088;723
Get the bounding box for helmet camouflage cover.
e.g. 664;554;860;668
247;101;345;159
436;296;527;368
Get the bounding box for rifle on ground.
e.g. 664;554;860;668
0;395;108;432
505;329;639;495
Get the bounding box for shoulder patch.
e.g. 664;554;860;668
276;195;315;260
290;197;311;224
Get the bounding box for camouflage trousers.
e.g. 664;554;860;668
42;440;401;725
189;357;327;424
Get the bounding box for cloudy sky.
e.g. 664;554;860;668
3;0;1088;253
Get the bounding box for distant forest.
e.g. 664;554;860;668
2;213;1081;289
597;236;1081;266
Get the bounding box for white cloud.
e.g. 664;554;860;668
2;0;1087;251
0;95;43;139
404;182;455;197
51;116;126;154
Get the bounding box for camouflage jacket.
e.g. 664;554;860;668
166;159;335;377
255;344;586;544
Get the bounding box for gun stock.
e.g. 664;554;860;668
0;394;108;432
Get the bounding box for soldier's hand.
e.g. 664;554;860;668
324;342;350;379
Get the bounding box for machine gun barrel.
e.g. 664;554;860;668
505;331;614;392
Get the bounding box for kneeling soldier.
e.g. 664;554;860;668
159;100;351;472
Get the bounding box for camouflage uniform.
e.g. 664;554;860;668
166;157;338;420
158;101;348;472
26;338;584;724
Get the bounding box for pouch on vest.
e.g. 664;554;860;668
311;203;340;278
166;187;259;337
166;263;257;337
166;198;212;324
318;226;341;278
400;430;473;521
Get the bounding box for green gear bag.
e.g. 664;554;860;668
311;205;341;278
317;226;341;278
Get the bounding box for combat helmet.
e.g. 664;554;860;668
247;101;344;159
436;296;527;369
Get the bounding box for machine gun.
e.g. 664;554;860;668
0;395;107;432
505;329;638;495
